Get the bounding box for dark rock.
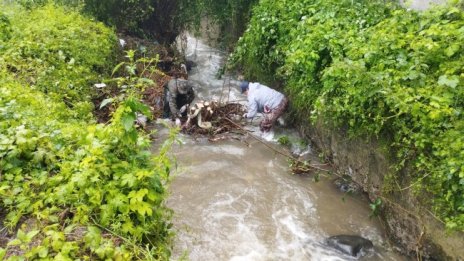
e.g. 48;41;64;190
185;60;197;71
327;235;374;257
334;176;361;194
298;120;464;259
157;58;173;72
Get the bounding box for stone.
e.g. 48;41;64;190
185;60;197;71
333;176;361;194
326;235;374;257
298;120;464;259
135;113;148;128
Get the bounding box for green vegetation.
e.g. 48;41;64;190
230;0;464;230
13;0;154;33
369;198;383;218
277;136;291;146
81;0;154;34
177;0;258;49
12;0;182;43
1;4;115;104
12;0;258;47
0;3;174;260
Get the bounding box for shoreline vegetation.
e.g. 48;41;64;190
0;3;177;260
229;0;464;233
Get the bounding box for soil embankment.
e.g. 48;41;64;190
298;120;464;260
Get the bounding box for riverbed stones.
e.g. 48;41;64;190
326;235;374;257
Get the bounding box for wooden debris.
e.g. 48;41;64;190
290;160;314;175
181;102;246;136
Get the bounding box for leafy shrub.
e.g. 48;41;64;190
231;0;464;230
9;0;154;36
0;76;174;260
12;0;49;9
230;0;392;83
229;0;304;81
176;0;258;49
82;0;154;34
0;4;174;260
1;3;116;106
0;13;12;42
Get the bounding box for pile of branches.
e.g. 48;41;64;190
181;101;246;136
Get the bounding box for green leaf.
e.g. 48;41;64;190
99;98;113;109
438;75;459;88
135;201;153;216
54;252;72;261
128;188;148;203
0;248;5;260
121;174;137;188
122;113;136;131
125;130;138;143
108;193;128;212
84;226;102;249
37;246;49;258
112;62;125;76
61;241;78;255
7;238;22;246
64;224;77;234
26;230;40;242
121;220;135;234
444;44;460;57
17;229;27;242
125;50;135;60
126;98;151;116
125;65;136;75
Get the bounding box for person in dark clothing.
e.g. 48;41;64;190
163;78;195;120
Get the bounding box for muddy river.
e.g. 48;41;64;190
154;35;408;261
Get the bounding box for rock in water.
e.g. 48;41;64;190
185;60;196;71
333;176;361;194
326;235;374;257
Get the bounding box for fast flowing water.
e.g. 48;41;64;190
155;35;408;261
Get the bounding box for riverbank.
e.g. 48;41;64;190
229;0;464;259
298;119;464;259
0;4;176;259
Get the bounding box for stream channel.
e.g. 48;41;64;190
153;35;408;261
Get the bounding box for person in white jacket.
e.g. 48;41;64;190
241;81;288;132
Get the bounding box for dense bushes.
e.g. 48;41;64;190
11;0;182;43
1;4;115;106
0;4;174;260
230;0;464;230
82;0;154;34
84;0;258;46
11;0;258;46
176;0;258;48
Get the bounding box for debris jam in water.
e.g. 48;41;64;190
181;101;246;136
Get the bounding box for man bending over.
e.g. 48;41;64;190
241;81;288;132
